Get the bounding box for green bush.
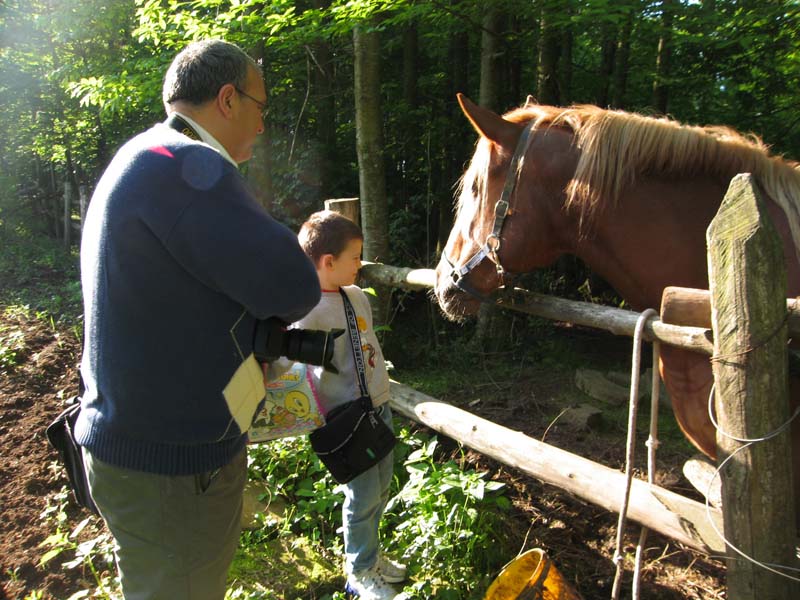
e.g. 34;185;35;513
246;424;513;599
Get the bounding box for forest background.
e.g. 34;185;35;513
2;0;800;273
2;2;800;598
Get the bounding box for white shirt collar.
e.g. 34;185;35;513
172;111;238;167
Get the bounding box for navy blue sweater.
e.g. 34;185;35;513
75;123;320;475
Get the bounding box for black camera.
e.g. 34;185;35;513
253;318;342;373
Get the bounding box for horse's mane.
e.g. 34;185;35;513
477;103;800;249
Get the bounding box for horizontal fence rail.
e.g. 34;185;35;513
388;381;725;554
360;263;715;353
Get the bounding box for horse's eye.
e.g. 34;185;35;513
471;180;479;196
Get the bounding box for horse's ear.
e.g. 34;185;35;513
457;93;521;149
524;95;538;107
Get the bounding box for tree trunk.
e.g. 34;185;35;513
537;7;561;105
312;0;337;198
354;21;389;325
479;7;503;112
62;174;72;249
245;42;273;211
558;8;574;104
598;23;617;107
612;8;634;109
652;0;675;114
402;24;418;109
399;22;419;209
439;19;470;256
507;15;522;106
477;5;513;350
48;163;58;238
79;184;88;236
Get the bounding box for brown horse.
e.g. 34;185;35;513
434;93;800;513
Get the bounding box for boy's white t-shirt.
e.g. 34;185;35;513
277;285;390;413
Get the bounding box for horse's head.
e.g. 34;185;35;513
434;94;579;320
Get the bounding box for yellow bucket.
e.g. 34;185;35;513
483;549;583;600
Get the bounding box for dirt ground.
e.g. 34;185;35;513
0;307;725;600
0;310;93;600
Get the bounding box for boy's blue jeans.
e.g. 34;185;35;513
343;403;395;574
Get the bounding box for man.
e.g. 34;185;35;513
75;39;321;599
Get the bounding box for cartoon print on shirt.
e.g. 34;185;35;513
355;315;376;367
362;342;376;368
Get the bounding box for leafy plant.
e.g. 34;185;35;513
0;323;25;369
248;435;344;546
244;423;513;599
383;429;512;599
38;487;118;599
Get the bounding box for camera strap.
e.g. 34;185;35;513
165;113;201;140
340;289;369;401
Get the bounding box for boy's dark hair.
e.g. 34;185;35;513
299;210;363;265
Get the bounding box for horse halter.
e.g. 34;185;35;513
442;120;537;302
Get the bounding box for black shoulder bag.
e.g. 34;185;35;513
46;384;99;515
308;290;396;484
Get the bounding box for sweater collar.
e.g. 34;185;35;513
169;111;238;168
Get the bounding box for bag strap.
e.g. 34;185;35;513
164;113;202;140
340;289;369;400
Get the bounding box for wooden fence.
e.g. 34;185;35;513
358;262;725;553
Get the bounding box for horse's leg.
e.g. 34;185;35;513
663;345;800;529
658;346;717;458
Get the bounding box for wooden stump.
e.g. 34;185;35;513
324;197;360;225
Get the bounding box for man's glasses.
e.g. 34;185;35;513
235;88;269;119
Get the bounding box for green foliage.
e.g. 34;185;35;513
38;487;118;599
0;197;82;324
383;430;512;599
244;424;513;599
0;310;26;370
5;0;800;260
248;436;344;547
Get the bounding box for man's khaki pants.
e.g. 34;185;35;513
83;447;246;600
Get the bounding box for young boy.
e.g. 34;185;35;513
294;210;407;600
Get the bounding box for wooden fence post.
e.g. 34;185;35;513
324;197;360;226
706;173;798;598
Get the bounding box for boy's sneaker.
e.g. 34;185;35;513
375;553;407;583
345;566;399;600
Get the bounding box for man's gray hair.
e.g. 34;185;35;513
162;39;259;109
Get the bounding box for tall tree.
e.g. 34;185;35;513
559;7;574;105
479;6;503;111
402;23;419;109
311;0;338;201
652;0;675;114
598;21;617;107
353;19;389;322
244;41;273;211
439;6;470;255
612;4;635;108
476;2;514;349
537;4;561;104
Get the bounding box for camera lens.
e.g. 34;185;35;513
254;318;341;373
